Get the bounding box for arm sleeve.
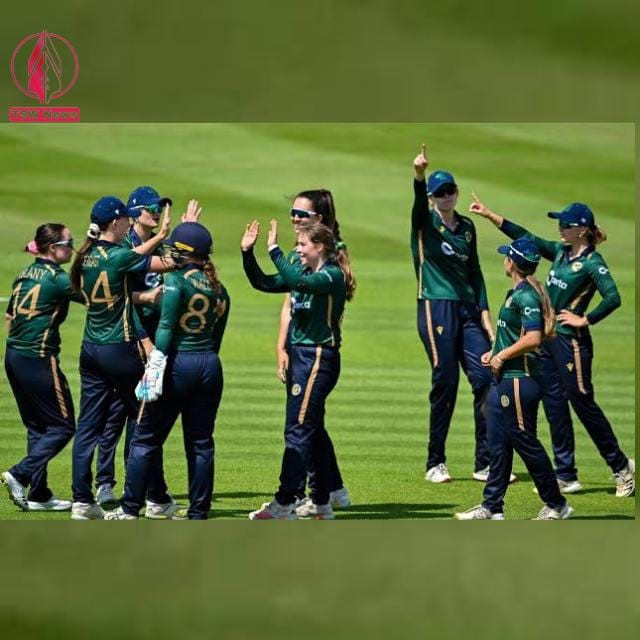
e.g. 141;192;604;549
56;272;85;304
519;291;543;332
467;226;489;310
585;260;621;325
115;247;151;274
5;283;16;318
412;179;429;232
242;248;290;293
269;247;340;294
154;276;183;353
499;219;562;262
212;290;230;352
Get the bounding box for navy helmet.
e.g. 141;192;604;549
168;222;212;257
547;202;594;228
91;196;138;224
127;186;173;213
427;170;457;196
497;237;541;267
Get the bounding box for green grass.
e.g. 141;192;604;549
0;123;634;523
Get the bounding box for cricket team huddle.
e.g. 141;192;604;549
1;145;634;521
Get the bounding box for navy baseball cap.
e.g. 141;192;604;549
547;202;594;227
127;186;173;212
497;237;541;266
91;196;138;224
427;170;457;196
169;222;212;257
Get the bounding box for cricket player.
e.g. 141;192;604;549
2;224;79;512
469;197;634;498
242;218;355;520
455;238;574;520
106;222;229;520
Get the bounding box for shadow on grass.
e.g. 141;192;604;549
569;515;635;520
171;491;270;501
331;502;456;520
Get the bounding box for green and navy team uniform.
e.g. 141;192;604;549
242;248;345;498
96;227;165;490
481;282;567;515
243;245;345;507
71;241;171;505
4;259;79;502
121;265;230;519
500;220;628;479
411;179;492;472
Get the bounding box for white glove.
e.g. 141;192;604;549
135;349;168;403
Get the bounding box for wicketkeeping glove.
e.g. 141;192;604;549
135;349;168;403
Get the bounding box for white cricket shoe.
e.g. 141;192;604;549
425;463;452;483
71;502;105;520
533;503;574;520
329;487;351;508
294;496;312;509
614;459;635;497
144;496;183;520
295;501;335;520
1;471;28;511
96;483;118;507
27;497;72;511
248;500;298;520
454;504;504;520
472;466;517;484
534;478;582;495
104;507;138;520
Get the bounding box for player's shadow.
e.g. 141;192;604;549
569;514;635;520
335;502;456;520
172;491;268;500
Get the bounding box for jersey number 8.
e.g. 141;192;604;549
179;294;210;334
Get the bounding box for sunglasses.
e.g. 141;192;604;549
53;239;74;249
432;185;457;198
558;221;577;230
290;208;318;219
143;204;164;214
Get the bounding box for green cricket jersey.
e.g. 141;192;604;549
154;265;230;354
242;248;299;293
80;241;151;344
6;258;82;358
493;281;543;378
500;220;621;337
411;179;489;309
266;246;346;348
122;227;165;328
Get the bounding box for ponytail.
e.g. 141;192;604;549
588;225;607;246
525;275;555;340
70;222;105;291
203;259;222;295
24;223;66;255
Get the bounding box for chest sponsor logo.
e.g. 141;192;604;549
497;318;507;328
523;306;540;316
547;270;568;290
291;383;302;396
440;241;469;261
291;298;311;311
500;395;510;407
571;261;583;272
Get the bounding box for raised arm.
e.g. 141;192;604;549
412;143;430;232
241;220;289;293
133;205;171;255
469;193;561;261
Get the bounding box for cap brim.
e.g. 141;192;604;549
547;211;562;219
497;245;511;256
427;181;457;196
157;197;172;207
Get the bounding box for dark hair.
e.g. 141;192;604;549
25;223;66;254
297;219;356;301
203;259;222;295
587;224;607;246
294;189;345;242
511;261;555;340
70;221;109;291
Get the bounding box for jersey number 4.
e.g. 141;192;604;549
84;271;116;310
12;283;42;319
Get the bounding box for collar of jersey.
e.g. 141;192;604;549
562;244;594;263
431;208;461;232
181;262;204;272
96;239;120;247
35;257;60;269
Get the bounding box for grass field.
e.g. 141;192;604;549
0;123;635;521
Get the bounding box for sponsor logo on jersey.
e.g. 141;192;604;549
505;296;512;308
465;231;472;243
500;395;510;407
497;318;507;328
571;261;583;272
598;266;609;275
547;270;568;290
292;384;302;396
440;241;469;261
523;306;540;316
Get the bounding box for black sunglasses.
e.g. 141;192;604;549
290;208;318;219
432;185;458;198
143;204;164;214
53;239;74;249
558;221;576;230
